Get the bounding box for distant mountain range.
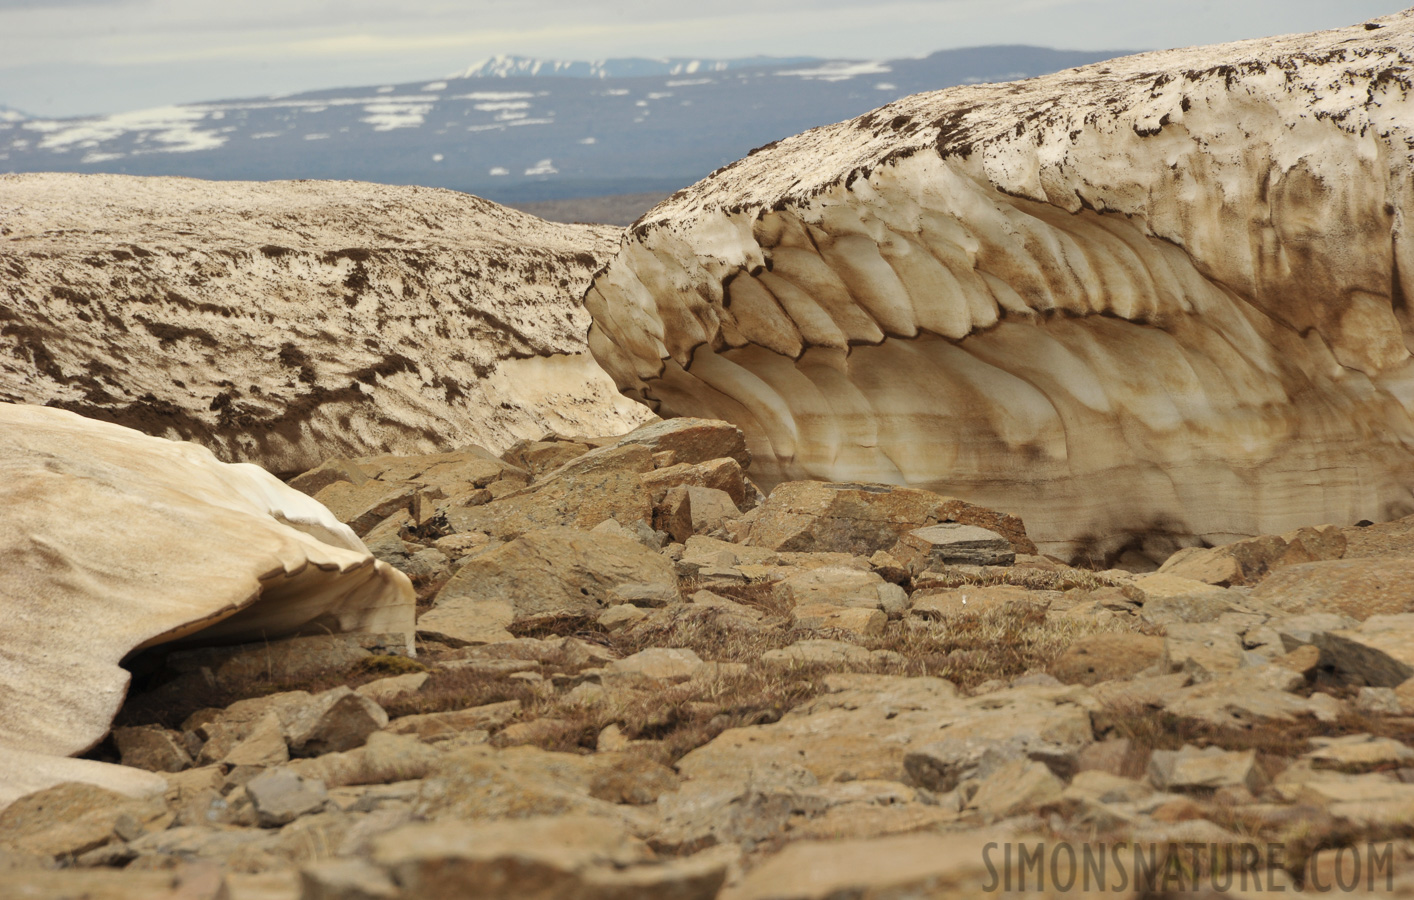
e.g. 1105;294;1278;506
0;47;1132;205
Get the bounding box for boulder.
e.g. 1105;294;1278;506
654;484;740;543
774;566;905;612
605;417;750;469
1311;614;1414;687
640;457;750;508
445;445;655;539
244;768;329;828
1148;746;1265;794
790;603;887;636
1050;634;1165;686
311;480;418;536
427;526;679;629
1128;573;1239;625
281;687;389;757
0;404;414;775
603;648;705;684
1252;558;1414;620
112;726;192;774
1160;623;1245;679
0;782;168;860
968;758;1065;820
742;481;1034;557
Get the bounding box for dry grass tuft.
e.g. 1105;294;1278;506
863;605;1129;688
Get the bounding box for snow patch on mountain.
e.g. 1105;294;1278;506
455;54;816;80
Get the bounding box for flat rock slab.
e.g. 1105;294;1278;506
742;481;1034;557
428;526;678;629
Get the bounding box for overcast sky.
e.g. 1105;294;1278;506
1;0;1407;118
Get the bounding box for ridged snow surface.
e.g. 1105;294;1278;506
0;174;653;474
587;13;1414;559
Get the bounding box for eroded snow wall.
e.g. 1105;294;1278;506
585;12;1414;559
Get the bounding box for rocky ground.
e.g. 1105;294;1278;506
7;416;1414;899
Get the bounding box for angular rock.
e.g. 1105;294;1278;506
1148;746;1264;794
386;701;522;742
281;687;389;757
607;417;751;469
355;673;429;705
428;526;679;629
1306;734;1414;774
112;726;192;774
288;457;373;498
245;768;329;828
444;444;655;539
654;484;740;543
286;732;441;788
1050;633;1165;686
790;603;887;636
0;404;414;765
312;480;417;536
968;757;1065;820
1312;614;1414;687
604;648;705;684
640;457;750;508
742;481;1034;557
1161;622;1245;678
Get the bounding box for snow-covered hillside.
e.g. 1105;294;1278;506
0;47;1127;205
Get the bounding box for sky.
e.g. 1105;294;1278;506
1;0;1408;118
